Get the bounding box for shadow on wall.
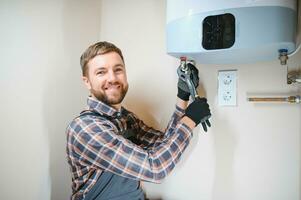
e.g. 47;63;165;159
42;1;101;200
42;51;85;199
124;89;161;129
42;58;80;199
299;85;301;198
211;113;237;200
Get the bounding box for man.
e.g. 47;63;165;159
66;41;211;200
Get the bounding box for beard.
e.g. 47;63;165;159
91;83;128;106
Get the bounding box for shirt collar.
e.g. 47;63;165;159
87;97;124;118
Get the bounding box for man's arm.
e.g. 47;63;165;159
176;98;196;129
134;62;200;147
133;97;193;149
68;96;210;184
68;115;193;183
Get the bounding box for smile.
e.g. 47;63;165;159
105;85;121;92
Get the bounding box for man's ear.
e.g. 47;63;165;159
82;76;91;90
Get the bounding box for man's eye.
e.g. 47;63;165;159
115;68;123;72
97;71;105;75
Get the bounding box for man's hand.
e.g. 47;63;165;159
177;63;199;101
184;97;211;132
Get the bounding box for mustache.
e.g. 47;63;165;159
102;81;122;89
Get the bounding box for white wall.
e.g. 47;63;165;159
100;0;301;200
0;1;101;200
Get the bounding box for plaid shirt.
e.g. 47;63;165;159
66;97;193;200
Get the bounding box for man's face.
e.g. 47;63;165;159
82;52;128;108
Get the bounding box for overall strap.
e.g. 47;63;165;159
79;110;141;145
79;110;111;120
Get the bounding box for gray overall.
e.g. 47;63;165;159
80;110;145;200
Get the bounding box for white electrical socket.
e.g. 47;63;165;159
218;70;237;106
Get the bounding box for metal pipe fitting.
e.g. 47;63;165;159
278;49;288;66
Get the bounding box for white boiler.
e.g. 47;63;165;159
166;0;297;64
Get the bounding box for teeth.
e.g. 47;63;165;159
106;85;120;90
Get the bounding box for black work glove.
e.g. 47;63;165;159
177;63;199;101
184;97;211;132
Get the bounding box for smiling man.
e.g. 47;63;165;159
82;49;128;109
66;41;211;200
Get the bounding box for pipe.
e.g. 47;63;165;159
288;74;301;84
278;49;288;65
247;95;301;104
278;50;301;85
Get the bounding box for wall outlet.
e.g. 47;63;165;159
218;70;237;106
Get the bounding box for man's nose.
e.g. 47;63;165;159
107;70;117;82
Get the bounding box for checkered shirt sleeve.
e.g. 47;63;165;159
67;105;192;183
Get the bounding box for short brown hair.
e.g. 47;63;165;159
80;41;124;76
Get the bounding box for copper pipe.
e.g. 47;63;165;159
247;95;300;104
248;97;287;102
